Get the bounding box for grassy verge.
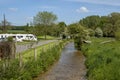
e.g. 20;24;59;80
82;37;120;80
0;30;26;34
37;35;58;40
0;40;68;80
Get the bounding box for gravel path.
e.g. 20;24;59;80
35;42;87;80
16;40;58;53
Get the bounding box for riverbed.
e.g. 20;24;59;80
35;42;86;80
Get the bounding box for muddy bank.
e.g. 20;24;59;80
34;42;86;80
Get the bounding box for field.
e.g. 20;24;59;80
37;35;58;40
82;37;120;80
0;30;26;34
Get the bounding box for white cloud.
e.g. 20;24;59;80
9;8;18;12
65;0;120;6
76;6;89;13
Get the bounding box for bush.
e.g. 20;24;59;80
82;38;120;80
115;28;120;40
88;29;95;37
95;27;103;37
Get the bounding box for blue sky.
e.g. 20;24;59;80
0;0;120;25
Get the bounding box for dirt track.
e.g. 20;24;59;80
16;40;57;53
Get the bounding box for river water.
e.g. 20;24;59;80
35;42;86;80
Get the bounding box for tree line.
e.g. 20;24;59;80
79;12;120;37
1;12;120;40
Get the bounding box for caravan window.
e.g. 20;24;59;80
30;36;33;38
17;36;23;38
26;36;33;38
13;36;16;38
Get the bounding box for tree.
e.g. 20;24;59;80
68;23;89;50
24;23;30;32
0;14;11;33
79;12;120;37
57;22;67;35
79;15;100;30
33;11;57;39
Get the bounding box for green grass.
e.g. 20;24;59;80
82;37;120;80
0;40;68;80
16;41;37;45
17;41;60;62
37;35;58;40
0;30;26;34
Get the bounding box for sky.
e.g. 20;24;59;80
0;0;120;26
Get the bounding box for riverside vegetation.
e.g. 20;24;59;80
0;40;68;80
82;38;120;80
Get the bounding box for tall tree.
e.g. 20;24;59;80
0;14;11;33
79;15;100;30
33;11;57;39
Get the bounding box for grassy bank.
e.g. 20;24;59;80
82;37;120;80
0;40;68;80
37;35;58;40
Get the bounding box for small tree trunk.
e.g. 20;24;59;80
9;42;16;59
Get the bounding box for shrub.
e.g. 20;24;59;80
115;28;120;40
95;27;103;37
88;29;95;37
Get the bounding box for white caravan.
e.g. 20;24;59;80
0;34;37;42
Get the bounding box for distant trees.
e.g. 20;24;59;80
33;11;57;39
68;23;89;50
79;12;120;38
80;15;100;30
57;22;67;35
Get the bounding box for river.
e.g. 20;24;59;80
35;42;87;80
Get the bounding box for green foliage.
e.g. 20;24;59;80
74;34;83;50
33;11;57;39
68;23;90;50
0;40;67;80
79;12;120;37
79;15;100;29
7;36;14;42
115;28;120;40
95;27;103;37
82;38;120;80
88;29;95;37
34;11;57;25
